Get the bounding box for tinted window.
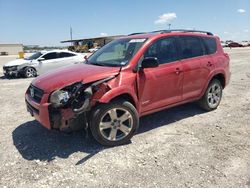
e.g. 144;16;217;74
42;52;58;60
179;36;205;59
144;37;179;64
59;52;75;58
203;37;217;54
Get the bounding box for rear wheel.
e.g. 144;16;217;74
199;79;223;111
90;99;139;146
24;67;37;78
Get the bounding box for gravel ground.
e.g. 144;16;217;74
0;48;249;188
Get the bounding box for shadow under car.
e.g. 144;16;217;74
12;103;204;164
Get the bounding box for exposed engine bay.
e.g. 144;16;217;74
48;76;116;131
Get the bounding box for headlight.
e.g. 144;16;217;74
50;90;70;107
5;66;18;71
49;82;85;108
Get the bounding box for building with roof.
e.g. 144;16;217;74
61;35;125;53
0;44;23;55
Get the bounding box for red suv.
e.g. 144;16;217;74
25;30;230;146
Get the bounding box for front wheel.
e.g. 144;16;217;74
198;79;223;111
24;67;37;78
90;99;139;146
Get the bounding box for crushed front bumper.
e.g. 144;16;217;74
25;93;51;129
25;92;87;131
3;66;19;77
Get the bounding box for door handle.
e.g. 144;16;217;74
207;62;213;67
175;67;181;75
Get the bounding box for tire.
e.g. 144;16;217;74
4;74;11;79
198;79;223;111
90;99;139;146
24;67;37;78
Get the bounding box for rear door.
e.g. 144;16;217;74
138;37;183;113
202;36;218;70
178;36;212;100
58;52;79;66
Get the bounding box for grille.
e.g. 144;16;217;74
28;85;44;103
26;100;39;115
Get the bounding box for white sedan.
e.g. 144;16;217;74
3;50;84;78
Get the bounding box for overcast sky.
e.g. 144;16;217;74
0;0;249;46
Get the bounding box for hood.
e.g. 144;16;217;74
4;58;30;67
32;64;120;93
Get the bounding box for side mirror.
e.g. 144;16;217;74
38;57;45;61
141;57;159;69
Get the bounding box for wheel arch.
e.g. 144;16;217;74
21;66;37;72
110;93;137;108
97;87;139;110
212;73;226;88
200;72;226;98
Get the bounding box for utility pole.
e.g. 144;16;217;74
168;24;171;30
70;26;73;46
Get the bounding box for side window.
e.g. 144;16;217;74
144;37;179;64
179;36;205;59
203;37;217;54
59;52;76;58
42;52;58;60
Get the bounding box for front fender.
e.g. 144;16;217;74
18;62;38;71
98;86;139;109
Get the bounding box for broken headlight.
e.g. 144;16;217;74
50;90;70;107
6;66;18;71
49;82;85;108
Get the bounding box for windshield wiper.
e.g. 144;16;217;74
103;63;122;67
88;61;123;67
90;62;105;66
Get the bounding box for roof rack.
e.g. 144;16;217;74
128;32;147;36
160;29;213;36
128;29;213;36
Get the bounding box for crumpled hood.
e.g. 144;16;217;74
32;64;120;93
4;58;30;67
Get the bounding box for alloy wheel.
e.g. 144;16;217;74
207;83;222;108
99;108;133;141
26;68;36;77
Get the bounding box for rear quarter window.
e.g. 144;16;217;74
59;52;76;58
202;37;217;54
42;52;58;60
179;36;205;59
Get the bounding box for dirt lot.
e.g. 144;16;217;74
0;48;249;188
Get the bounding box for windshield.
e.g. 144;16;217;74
25;52;43;60
87;38;147;67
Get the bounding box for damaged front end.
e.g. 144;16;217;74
48;76;115;131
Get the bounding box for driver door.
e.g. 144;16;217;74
138;37;183;113
37;52;60;74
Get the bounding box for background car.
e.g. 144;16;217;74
88;47;100;53
3;50;84;78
